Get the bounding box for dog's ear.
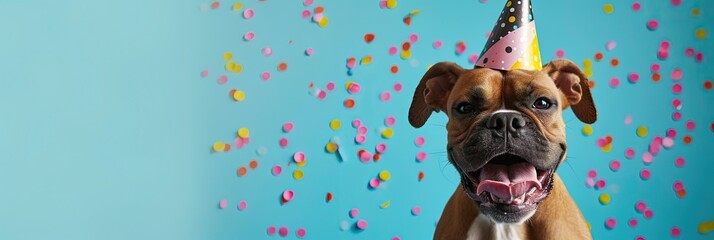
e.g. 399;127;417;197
543;59;597;124
409;62;465;128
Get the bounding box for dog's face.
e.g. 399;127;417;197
409;59;596;224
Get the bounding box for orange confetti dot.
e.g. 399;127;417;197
588;80;596;89
652;73;661;82
326;192;333;202
610;58;619;67
402;42;411;51
314;6;324;14
249;160;258;169
344;98;355;109
683;135;692;144
373;153;381;161
223;144;231;152
404;16;412;26
676;189;687;198
211;1;220;9
704;80;713;90
605;135;613;144
594;52;604;61
418;171;425;181
364;33;375;43
277;62;288;72
390;65;399;74
237;166;247;177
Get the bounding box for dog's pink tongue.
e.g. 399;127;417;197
476;162;541;202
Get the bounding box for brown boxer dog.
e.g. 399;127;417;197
409;59;595;239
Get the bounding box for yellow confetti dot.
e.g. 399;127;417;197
381;128;394;139
233;90;246;101
318;17;329;27
329;119;341;130
296;159;307;167
232;2;243;11
386;0;397;9
582;125;593;136
508;16;516;23
325;142;338;153
699;221;714;234
238;128;250;138
379;170;391;181
692;8;700;16
361;55;373;65
506;1;512;7
380;200;391;209
599;193;611;204
409;10;420;15
587;222;591;231
603;4;614;14
345;81;354;90
696;28;707;39
293;169;304;180
636;126;648;137
226;61;243;73
583;59;593;68
583;68;593;78
212;141;225;152
223;52;233;61
400;50;411;59
602;144;612;153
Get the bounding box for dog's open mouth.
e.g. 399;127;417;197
461;153;555;213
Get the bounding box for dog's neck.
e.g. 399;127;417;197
466;214;525;240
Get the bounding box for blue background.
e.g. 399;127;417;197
1;0;712;239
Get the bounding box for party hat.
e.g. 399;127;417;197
475;0;542;71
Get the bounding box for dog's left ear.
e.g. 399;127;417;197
408;62;465;128
543;59;598;124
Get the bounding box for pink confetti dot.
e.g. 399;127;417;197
632;2;641;11
596;179;606;189
305;47;314;56
588;169;598;178
388;46;398;55
635;236;646;240
670;0;681;6
293;152;305;163
356;220;368;229
243;32;255;41
260;71;271;80
610;160;621;171
695;52;704;62
671;69;683;80
267;226;277;235
672;99;682;109
411;206;422;215
625;148;636;159
416;151;427;162
360;151;372;162
349;208;359;218
629;218;638;227
317;90;327;100
685;48;695;56
262;47;273;56
243;9;255;19
672;83;683;94
628;73;640;83
672;111;682;121
606;41;617;51
296;228;306;238
352;119;362;128
625;115;633;125
433;40;443;49
642;152;654;164
375;143;387;153
393;82;403;92
326;82;335;91
355;135;366;144
647;20;659;30
650;63;660;72
685;120;696;130
303;0;314;6
455;41;466;55
369;178;380;188
415;136;426;147
301;10;311;18
283;122;294;132
392;237;401;240
219;199;227;209
670;226;681;237
640;168;651;180
468;54;479;65
635;201;647;212
555;49;565;58
238;200;247;211
409;33;419;43
379;1;387;8
674;157;685;167
643;209;654;219
278;226;289;237
348;83;361;94
658;49;670;60
384;116;396;126
585;178;595;187
380;91;392;101
673;181;685;191
609;77;620;88
663;137;675;148
357;126;368;135
234;137;245;149
605;218;617;229
218;75;228;84
282;190;294;201
272;165;283;176
596;138;607;148
200;70;209;77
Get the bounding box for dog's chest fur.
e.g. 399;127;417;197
465;214;523;240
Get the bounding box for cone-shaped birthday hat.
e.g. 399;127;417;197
475;0;542;70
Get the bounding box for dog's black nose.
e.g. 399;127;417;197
486;111;529;136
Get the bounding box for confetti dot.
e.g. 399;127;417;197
237;166;247;177
325;142;338;153
379;170;391;181
305;48;314;56
671;226;681;237
380;200;391;209
296;228;306;238
599;193;611;205
329;119;341;130
636;126;648;137
380;91;392;102
279;137;289;148
339;221;349;231
278;226;289;237
364;33;375;43
369;178;380;188
381;128;394;138
603;4;614;14
433;40;443;49
211;1;220;9
390;65;399;74
596;179;606;189
282;190;294;202
326;192;333;202
643;209;654;219
609;77;620;88
293;169;304;180
356;220;368;229
272;165;283;176
683;135;692;144
699;221;714;234
582;125;593;135
646;20;659;30
415;136;425;147
642;152;654;164
610;58;620;67
418;171;425;181
605;218;617;229
610;160;621;171
555;49;565;58
415;151;428;162
635;201;647;212
588;169;598;178
238;200;247;211
219;199;227;209
675;157;685;167
625;148;636;159
704;80;713;90
293;152;306;163
628;73;640;83
672;111;682;121
212;141;225;152
606;41;617;51
671;68;683;80
243;32;255;41
640;168;651;180
375;143;387;153
277;62;288;72
632;2;641;11
411;206;422;215
629;218;638;227
386;0;397;9
344;98;356;109
695;29;707;39
267;226;276;235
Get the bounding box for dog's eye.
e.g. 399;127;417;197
455;102;475;114
532;97;553;110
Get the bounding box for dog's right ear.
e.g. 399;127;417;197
408;62;465;128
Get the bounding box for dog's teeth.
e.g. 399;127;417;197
527;187;537;195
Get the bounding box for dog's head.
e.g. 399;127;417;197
409;59;596;224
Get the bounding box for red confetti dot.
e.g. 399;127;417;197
683;135;692;144
344;98;355;109
402;42;411;51
364;33;375;43
390;65;399;74
278;62;288;72
704;80;713;90
652;73;661;82
210;1;220;9
610;58;620;67
594;52;603;61
326;192;333;202
418;171;425;181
